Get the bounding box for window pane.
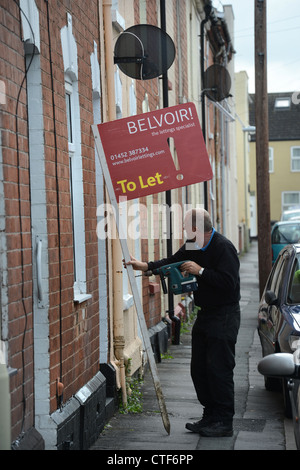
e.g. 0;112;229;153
269;148;273;172
275;98;291;108
293;147;300;157
272;223;300;244
288;254;300;304
292;159;300;171
292;147;300;171
284;193;299;205
66;93;73;143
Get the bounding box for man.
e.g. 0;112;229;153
125;208;240;437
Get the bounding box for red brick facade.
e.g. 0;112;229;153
1;0;101;443
39;0;101;413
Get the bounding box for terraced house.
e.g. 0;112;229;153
0;0;238;449
249;92;300;227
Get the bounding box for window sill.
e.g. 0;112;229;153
74;293;92;304
111;9;125;32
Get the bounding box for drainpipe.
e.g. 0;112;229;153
200;4;211;210
160;0;181;345
102;0;127;407
176;0;183;104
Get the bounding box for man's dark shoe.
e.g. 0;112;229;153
198;421;233;437
185;415;214;433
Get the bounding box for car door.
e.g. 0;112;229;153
258;255;282;355
258;252;288;356
270;252;290;349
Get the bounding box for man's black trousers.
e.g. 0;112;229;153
191;303;241;424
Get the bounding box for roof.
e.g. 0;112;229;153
249;92;300;141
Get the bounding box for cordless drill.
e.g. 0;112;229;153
145;261;198;295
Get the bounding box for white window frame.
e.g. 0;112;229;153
65;78;90;302
61;15;90;303
115;69;123;119
291;146;300;172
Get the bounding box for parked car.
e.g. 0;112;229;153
281;208;300;221
258;352;300;449
257;244;300;444
271;221;300;263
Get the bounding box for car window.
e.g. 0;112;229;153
273;260;287;297
268;251;290;298
287;253;300;304
271;224;300;244
265;254;280;292
268;254;284;292
282;209;300;221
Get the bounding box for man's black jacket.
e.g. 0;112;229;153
147;231;240;309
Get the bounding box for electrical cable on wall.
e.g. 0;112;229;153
13;0;35;438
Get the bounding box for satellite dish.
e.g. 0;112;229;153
114;24;176;80
203;64;231;102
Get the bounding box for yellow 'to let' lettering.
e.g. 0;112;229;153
117;173;164;194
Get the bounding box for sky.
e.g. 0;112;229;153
212;0;300;93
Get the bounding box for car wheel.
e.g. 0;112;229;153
264;375;281;391
282;378;292;419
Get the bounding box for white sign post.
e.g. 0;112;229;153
92;125;170;435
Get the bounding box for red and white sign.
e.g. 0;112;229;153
95;103;212;202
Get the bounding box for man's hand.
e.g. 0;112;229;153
123;255;148;272
181;261;202;275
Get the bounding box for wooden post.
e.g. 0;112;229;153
255;0;272;296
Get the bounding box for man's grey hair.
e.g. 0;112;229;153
184;208;213;233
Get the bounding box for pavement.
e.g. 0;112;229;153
90;240;297;455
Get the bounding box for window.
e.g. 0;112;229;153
282;191;300;213
61;15;90;302
271;222;300;245
291;147;300;172
65;82;76;284
139;0;147;23
115;69;122;119
65;92;73;146
269;147;274;173
288;254;300;304
274;97;291;109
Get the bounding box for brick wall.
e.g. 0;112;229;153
38;0;100;412
1;0;101;442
